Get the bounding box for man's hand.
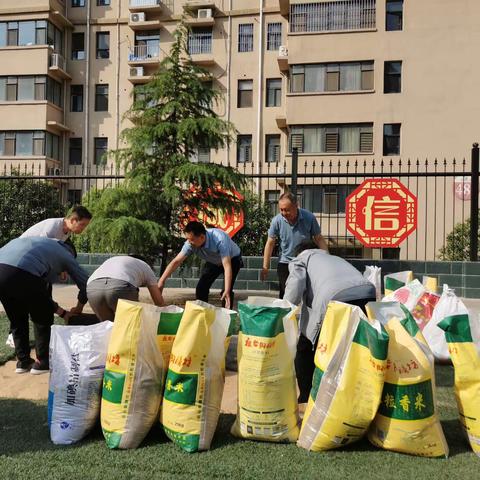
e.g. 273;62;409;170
260;267;269;282
69;305;83;315
157;280;165;293
221;291;231;309
59;271;68;282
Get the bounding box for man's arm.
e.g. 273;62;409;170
283;258;307;306
261;237;276;281
64;257;89;313
313;233;329;252
220;256;233;309
148;285;165;307
158;252;187;291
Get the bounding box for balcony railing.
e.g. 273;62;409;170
188;33;212;55
128;44;160;61
290;0;376;33
129;0;161;7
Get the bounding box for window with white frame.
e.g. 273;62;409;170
0;130;61;159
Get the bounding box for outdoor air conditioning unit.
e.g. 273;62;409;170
130;66;144;77
130;12;146;23
197;8;212;19
48;167;61;176
50;53;60;68
278;45;288;57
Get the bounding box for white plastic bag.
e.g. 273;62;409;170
48;321;113;445
364;265;382;301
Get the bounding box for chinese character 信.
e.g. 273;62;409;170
363;195;401;231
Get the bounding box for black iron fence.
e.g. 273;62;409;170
0;144;479;262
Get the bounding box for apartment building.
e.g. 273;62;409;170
0;0;478;258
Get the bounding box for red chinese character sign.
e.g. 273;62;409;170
346;178;417;248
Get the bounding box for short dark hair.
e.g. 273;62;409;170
62;238;77;258
294;240;318;257
68;205;92;220
279;192;297;204
184;221;206;237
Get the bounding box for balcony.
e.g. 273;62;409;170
128;16;162;31
128;45;161;65
277;45;288;72
48;53;71;81
129;0;162;12
128;66;154;84
188;33;214;65
184;16;215;27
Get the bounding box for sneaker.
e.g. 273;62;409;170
5;333;14;348
15;358;35;374
30;361;49;375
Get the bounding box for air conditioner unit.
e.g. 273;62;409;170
130;66;144;77
54;167;61;176
130;12;145;23
50;53;60;68
197;8;212;19
48;167;62;176
278;45;288;57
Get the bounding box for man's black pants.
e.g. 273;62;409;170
0;264;54;365
277;262;290;299
295;296;376;403
196;256;243;307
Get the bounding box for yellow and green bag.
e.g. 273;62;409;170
231;297;299;443
160;300;235;452
384;271;414;295
101;300;165;449
366;302;449;458
297;301;389;452
155;305;184;367
438;313;480;455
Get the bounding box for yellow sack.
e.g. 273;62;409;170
298;302;389;451
438;313;480;455
366;302;449;458
160;300;235;452
101;300;165;449
231;297;299;443
155;305;184;367
384;271;413;295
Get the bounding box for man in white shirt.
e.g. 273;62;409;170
87;255;165;321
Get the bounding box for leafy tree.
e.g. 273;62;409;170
81;21;245;266
0;175;64;246
438;213;479;260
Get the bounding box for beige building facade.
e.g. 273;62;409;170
0;0;478;259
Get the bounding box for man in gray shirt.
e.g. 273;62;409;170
283;240;376;402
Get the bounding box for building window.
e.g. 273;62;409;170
0;75;62;106
386;0;403;31
266;78;281;107
291;1;376;33
68;189;82;205
96;32;110;59
266;23;282;51
71;32;85;60
383;124;401;155
238;23;254;52
97;0;110;5
289;124;373;154
291;61;374;93
384;61;402;93
132;31;160;60
237;80;253;108
95;84;109;111
237;135;252;163
0;20;61;50
70;84;83;112
188;28;212;55
265;190;280;215
0;131;60;159
72;0;85;6
69;138;82;165
191;146;211;163
94;137;108;165
266;135;281;163
297;185;357;215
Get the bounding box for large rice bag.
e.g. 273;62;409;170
297;302;389;452
366;302;449;458
438;314;480;455
231;297;299;443
364;265;382;301
423;285;480;362
384;271;413;295
101;300;165;449
155;305;184;366
160;300;235;452
48;321;113;445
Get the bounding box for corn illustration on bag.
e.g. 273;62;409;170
231;297;299;443
101;300;165;449
155;305;184;366
160;300;235;453
384;271;414;295
297;301;389;452
438;313;480;456
366;302;449;458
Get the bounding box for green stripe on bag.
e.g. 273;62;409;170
399;304;420;337
378;380;434;420
157;312;183;335
102;429;122;449
238;303;290;338
163;425;200;453
353;320;389;360
310;366;324;400
385;277;405;291
164;370;198;405
438;314;473;343
102;370;125;404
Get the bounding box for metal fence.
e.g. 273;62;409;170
0;146;478;261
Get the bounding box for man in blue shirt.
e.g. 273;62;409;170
158;221;242;309
261;192;328;298
0;237;88;374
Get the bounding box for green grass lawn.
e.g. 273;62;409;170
0;316;477;479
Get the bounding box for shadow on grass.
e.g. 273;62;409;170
441;419;472;457
435;364;454;387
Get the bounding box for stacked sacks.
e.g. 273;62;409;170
231;297;299;442
160;300;235;452
438;313;480;455
155;305;184;366
101;300;166;449
384;271;414;295
297;302;389;451
48;321;113;445
366;302;449;458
